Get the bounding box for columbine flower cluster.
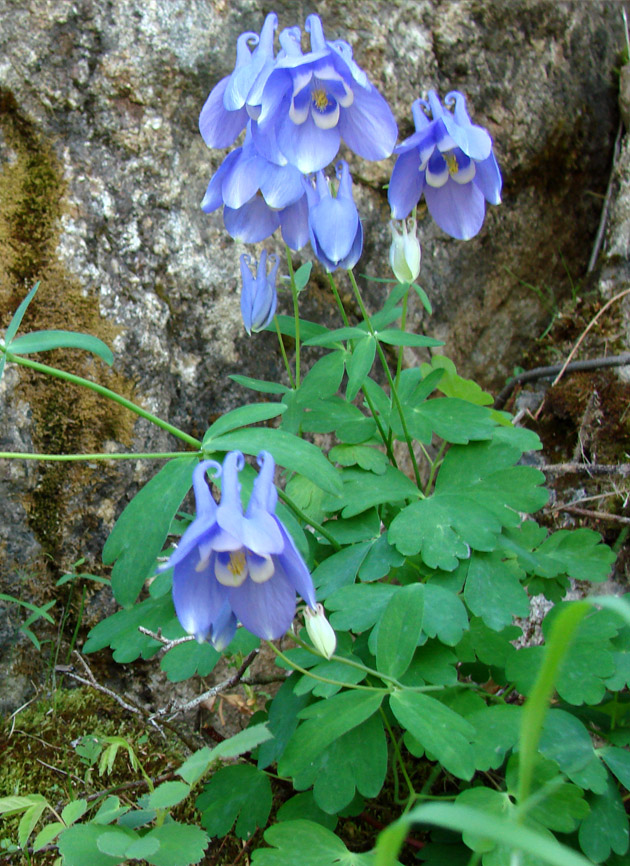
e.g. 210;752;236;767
199;12;397;268
161;451;317;646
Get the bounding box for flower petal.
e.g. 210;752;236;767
199;77;249;149
424;179;486;240
388;148;423;219
228;568;297;639
224;197;280;243
260;161;304;208
338;84;398;160
473;150;503;205
309;195;358;264
201;149;241;214
172;549;229;642
277;111;340;173
279;195;310;250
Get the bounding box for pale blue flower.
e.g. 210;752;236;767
388;91;502;240
240;250;279;334
162;452;316;643
254;15;397;173
304;160;363;271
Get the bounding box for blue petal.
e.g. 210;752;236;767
260;162;304;208
276;523;317;609
199;76;249;149
277;110;340;173
228;568;297;639
240;253;257;333
310;195;358;264
201;149;241;213
224;197;280;243
210;606;238;650
388;148;423;219
172;549;229;642
337;218;363;271
473;150;503;205
424;180;486;241
258;68;293;126
338;84;398;161
279;195;310;250
221;150;267;209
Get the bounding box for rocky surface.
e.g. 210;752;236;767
0;0;625;708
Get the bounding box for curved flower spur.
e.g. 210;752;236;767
160;451;316;645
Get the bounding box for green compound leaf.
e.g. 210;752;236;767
292;714;387;814
311;542;373;597
578;774;629;862
276;792;337;831
327;583;397;631
540;710;608;794
505;755;590;834
298;351;347;403
389;691;476;780
177;724;272;786
57;824;128;866
600;746;630;789
253;820;378;866
302;397;376;443
258;676;310;770
146;781;191;810
388;438;548;570
421;583;469;646
32;821;66;852
229;374;290;395
466;704;522;771
9;329;114;365
60;799;88;826
210;428;341;496
375;329;443;347
328;444;388;474
531;528;615;583
202;402;287;446
346;335;376;401
419;355;493;405
294;261;312;291
376;583;424;678
463;551;530;631
102;456;198;608
196;764;272;840
270;314;329;342
279;690;384;779
141;823;209;866
160;639;220;682
322;465;421;518
82;592;176;662
391;397;497;445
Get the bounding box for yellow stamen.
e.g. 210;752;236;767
229;551;247;578
312;88;329;111
445;152;459;175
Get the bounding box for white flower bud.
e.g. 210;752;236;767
304;603;337;660
389;218;421;284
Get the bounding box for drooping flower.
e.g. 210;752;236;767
303;160;363;271
389;218;421;283
240;250;279;334
199;12;278;149
388;91;502;240
255;15;398;173
201;122;309;248
162;452;316;644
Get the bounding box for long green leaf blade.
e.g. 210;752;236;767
9;330;114;365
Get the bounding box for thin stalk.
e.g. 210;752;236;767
423;441;447;496
362;385;398;465
0;451;199;461
277;489;341;550
284;246;301;386
265;641;388;693
380;706;416;802
394;286;410;388
347;271;422;488
273;315;295;389
5;352;201;449
327;273;350;326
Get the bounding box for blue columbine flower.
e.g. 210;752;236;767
254;14;397;173
388;91;502;240
199;12;278;149
303;159;363;271
240;250;279;334
162;452;316;643
201;122;310;248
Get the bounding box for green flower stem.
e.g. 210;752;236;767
327;273;350;326
423;440;447;495
273;315;295;389
265;641;388;693
5;351;201;449
394;285;410;388
379;705;416;802
0;451;200;461
285;246;301;387
361;384;398;466
277;490;341;550
347;270;422;489
290;632;406;690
